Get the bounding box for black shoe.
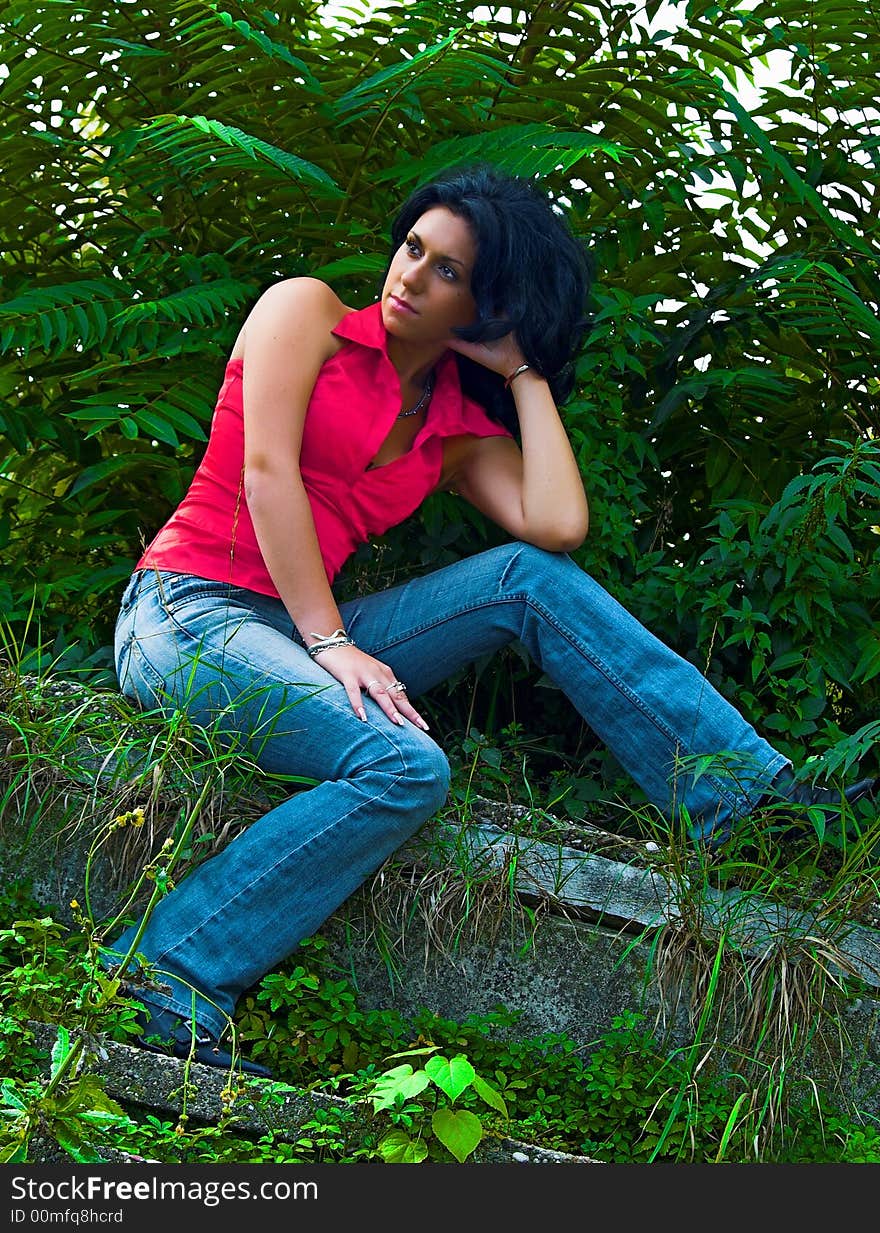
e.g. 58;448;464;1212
133;1005;272;1077
756;766;878;840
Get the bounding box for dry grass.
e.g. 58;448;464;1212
0;669;275;902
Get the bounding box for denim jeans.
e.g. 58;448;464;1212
106;543;786;1036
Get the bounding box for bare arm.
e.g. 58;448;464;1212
240;277;429;729
442;335;589;551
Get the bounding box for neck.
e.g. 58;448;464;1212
386;336;448;388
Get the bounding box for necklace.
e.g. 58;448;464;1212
397;372;434;419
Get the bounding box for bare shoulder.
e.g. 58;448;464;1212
231;278;353;361
253;276;347;314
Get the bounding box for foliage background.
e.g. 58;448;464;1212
1;0;878;806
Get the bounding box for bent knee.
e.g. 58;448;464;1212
400;735;450;816
348;723;450;814
499;540;576;593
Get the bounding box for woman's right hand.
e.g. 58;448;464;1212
312;644;430;732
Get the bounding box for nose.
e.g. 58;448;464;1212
400;258;425;290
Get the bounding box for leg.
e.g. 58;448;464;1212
108;569;450;1037
339;542;790;842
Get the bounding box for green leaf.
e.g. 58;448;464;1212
425;1054;475;1102
211;12;323;93
853;639;880;684
143;115;342;193
333;30;464;114
382;123;627;187
59;1077;128;1121
131;410;179;448
49;1026;71;1079
471;1073;508;1118
98;36;166;57
0;1142;28;1164
718;83;874;259
377;1129;428;1164
69;453;175;497
0;1079;28;1113
431;1107;483;1163
369;1064;431;1112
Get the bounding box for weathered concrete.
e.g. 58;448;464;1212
6;678;880;1121
26;1023;599;1165
419;810;880;988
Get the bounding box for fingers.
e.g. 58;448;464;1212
315;646;430;730
362;676;430;732
447;332;525;377
343;680;369;723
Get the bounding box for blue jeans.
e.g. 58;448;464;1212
106;543;786;1036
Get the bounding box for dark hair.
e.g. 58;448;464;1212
388;164;592;429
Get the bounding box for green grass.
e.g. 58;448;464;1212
2;656;880;1163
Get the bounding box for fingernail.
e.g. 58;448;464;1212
419;720;430;731
357;707;367;721
392;714;404;726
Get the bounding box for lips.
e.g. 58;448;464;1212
389;294;417;315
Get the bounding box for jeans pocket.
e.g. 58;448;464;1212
117;570;143;617
158;575;258;622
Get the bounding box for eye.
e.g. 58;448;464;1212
438;265;457;281
405;237;420;255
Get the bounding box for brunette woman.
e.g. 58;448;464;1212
107;165;875;1073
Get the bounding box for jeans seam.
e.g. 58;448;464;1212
136;600;310;700
374;590;683;743
371;588;756;816
148;732;420;977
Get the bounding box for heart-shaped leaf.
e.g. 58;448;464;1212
425;1054;475;1102
431;1108;483;1163
378;1129;428;1164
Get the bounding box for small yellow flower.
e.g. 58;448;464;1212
113;806;146;829
70;899;79;909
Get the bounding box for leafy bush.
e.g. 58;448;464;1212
1;1;877;796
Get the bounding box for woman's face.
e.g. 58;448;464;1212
381;206;477;345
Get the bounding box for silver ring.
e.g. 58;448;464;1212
389;681;407;694
364;679;382;692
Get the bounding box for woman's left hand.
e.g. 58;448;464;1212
446;329;528;381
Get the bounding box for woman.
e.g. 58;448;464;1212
107;165;875;1074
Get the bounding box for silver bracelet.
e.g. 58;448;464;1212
306;628;355;658
504;363;531;389
308;638;354;658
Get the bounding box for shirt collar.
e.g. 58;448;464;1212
331;300;466;430
331;300;390;353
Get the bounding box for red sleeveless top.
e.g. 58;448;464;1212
136;301;512;594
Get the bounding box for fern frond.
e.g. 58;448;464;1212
332;30;511;119
113;279;256;329
379;124;629;188
199;9;324;94
0;280;131;358
139;115;341;194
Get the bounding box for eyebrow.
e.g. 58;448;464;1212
409;230;466;267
